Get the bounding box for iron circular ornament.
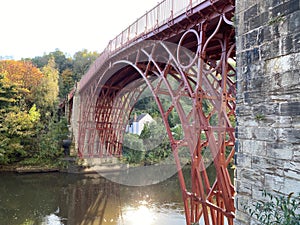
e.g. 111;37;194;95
177;29;200;70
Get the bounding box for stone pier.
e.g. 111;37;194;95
235;0;300;224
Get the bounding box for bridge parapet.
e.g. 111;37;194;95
106;0;206;53
78;0;233;93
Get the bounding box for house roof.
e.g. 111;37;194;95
136;113;148;122
129;113;152;123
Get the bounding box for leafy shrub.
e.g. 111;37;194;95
244;190;300;225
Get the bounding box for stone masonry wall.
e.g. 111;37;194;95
235;0;300;224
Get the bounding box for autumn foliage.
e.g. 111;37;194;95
0;49;98;165
0;60;60;164
0;60;43;90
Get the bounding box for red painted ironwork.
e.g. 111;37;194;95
75;0;235;224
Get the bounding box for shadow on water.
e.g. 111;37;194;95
0;164;234;225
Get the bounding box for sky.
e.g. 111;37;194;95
0;0;159;59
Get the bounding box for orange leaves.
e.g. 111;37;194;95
0;60;43;90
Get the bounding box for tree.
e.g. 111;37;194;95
48;49;72;73
34;57;59;120
0;60;43;109
0;60;43;89
41;57;59;108
0;59;63;165
72;49;98;81
0;74;16;108
30;49;98;100
59;68;74;98
31;49;72;74
0;104;41;164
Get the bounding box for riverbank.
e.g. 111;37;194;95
0;156;74;173
0;157;129;174
0;164;60;173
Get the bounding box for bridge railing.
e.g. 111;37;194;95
106;0;205;53
79;0;205;91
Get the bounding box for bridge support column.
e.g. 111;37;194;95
235;0;300;224
71;86;81;155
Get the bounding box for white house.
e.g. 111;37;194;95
126;113;155;135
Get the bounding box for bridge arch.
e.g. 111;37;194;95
74;2;236;225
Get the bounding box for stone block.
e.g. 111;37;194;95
289;52;300;71
253;103;279;116
293;146;300;162
271;116;293;128
240;168;265;186
252;126;277;141
292;116;300;128
272;0;300;17
234;210;251;225
252;155;284;176
236;105;253;116
251;185;270;201
237;126;253;139
235;194;251;213
283;70;300;91
279;128;300;143
282;34;294;55
266;142;294;160
241;139;267;156
244;4;258;20
269;70;300;92
283;161;300;180
243;30;259;49
259;26;272;43
280;102;300;116
243;90;270;105
281;176;300;194
236;152;252;168
242;118;259;127
260;39;281;59
265;173;285;190
266;54;293;75
266;53;300;76
249;12;269;30
294;32;300;51
235;179;252;195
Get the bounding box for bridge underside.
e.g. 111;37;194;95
77;1;235;224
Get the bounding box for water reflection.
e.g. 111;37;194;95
0;171;185;225
119;202;184;225
0;165;233;225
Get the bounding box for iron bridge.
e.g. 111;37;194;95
72;0;236;224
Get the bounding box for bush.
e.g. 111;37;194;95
244;190;300;225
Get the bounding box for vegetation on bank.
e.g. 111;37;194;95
0;49;98;167
244;190;300;225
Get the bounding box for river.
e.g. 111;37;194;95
0;168;188;225
0;165;231;225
